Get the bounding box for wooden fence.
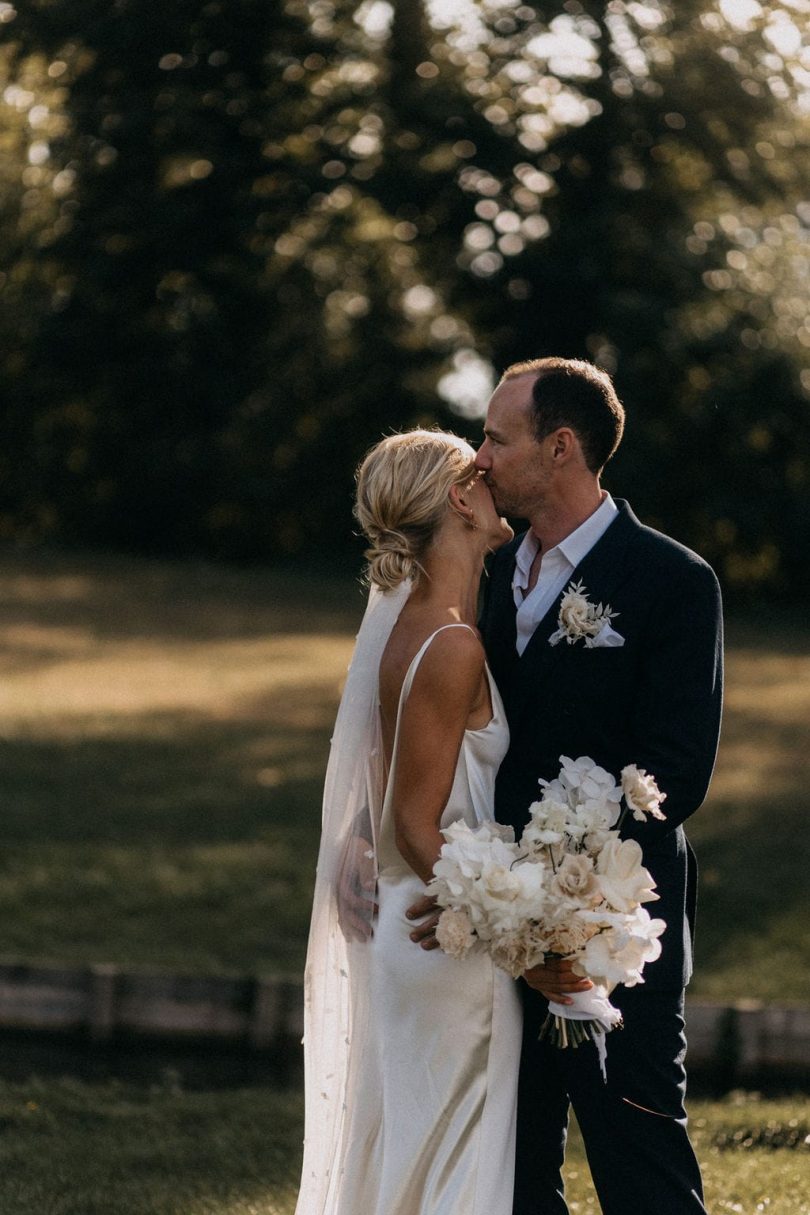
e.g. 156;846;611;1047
0;961;302;1052
0;959;807;1085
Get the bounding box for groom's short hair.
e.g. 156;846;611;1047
500;357;625;475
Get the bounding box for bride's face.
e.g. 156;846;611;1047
467;473;514;550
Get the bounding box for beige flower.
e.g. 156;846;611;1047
435;908;476;959
621;764;667;822
550;854;602;906
490;933;542;978
558;590;595;639
549;582;617;647
547;914;601;956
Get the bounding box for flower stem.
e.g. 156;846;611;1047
538;1012;624;1050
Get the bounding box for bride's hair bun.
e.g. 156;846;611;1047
362;526;416;592
354;429;477;591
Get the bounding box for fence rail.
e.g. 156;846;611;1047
0;961;302;1051
0;959;807;1085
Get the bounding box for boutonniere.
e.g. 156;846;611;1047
549;581;624;648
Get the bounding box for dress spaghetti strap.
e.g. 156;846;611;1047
397;623;479;708
382;624;481;812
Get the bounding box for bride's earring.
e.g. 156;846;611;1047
452;507;477;530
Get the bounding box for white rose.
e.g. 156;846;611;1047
479;861;548;936
621;765;667;822
550;854;602;906
435;908;476;959
595;838;659;912
480;861;522;902
511;861;549;916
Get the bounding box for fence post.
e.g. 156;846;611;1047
89;964;119;1041
249;977;281;1051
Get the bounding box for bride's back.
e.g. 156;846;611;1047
378;605;492;775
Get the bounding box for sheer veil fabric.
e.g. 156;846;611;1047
296;579;412;1215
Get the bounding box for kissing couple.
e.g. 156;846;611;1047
295;357;723;1215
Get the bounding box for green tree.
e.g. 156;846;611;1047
419;0;809;594
0;0;806;594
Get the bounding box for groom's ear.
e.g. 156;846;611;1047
548;427;577;465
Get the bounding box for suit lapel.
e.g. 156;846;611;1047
507;500;639;722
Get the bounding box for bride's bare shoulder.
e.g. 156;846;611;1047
380;619;483;708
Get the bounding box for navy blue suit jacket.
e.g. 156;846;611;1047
479;500;724;990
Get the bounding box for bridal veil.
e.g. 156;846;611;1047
295;578;411;1215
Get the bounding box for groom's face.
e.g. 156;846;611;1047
475;376;550;517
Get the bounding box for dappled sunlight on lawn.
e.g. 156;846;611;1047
0;552;806;997
710;645;810;805
686;618;810;1001
0;632;351;723
0;554;355;726
0;552;361;972
0;1078;805;1215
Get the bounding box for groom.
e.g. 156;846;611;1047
475;357;723;1214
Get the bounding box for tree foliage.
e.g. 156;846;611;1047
0;0;807;594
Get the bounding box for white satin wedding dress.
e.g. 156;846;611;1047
318;624;522;1215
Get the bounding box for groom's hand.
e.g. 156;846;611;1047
337;837;378;942
405;894;440;950
523;958;593;1005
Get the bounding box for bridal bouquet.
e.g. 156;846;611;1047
428;756;667;1076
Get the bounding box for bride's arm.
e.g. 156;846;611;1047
388;630;485;885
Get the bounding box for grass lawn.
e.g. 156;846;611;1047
0;1078;805;1215
0;549;807;1000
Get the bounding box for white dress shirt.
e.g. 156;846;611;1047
512;494;619;655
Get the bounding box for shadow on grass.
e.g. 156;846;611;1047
0;549;363;653
2;692;338;845
0;552;808;1001
0;709;332;972
0;550;365;973
0;1077;305;1215
692;798;809;1001
689;615;810;1001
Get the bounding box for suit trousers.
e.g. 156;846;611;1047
513;983;707;1215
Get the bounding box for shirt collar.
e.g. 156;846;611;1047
512;493;618;590
557;493;618;568
513;530;539;592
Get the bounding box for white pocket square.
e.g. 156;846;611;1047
585;621;625;648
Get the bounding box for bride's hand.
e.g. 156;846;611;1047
405;894;440;950
523;957;593;1005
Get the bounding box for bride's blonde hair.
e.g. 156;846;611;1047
354;429;478;590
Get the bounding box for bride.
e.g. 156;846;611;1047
295;429;521;1215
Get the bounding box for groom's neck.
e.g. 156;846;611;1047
528;483;605;552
